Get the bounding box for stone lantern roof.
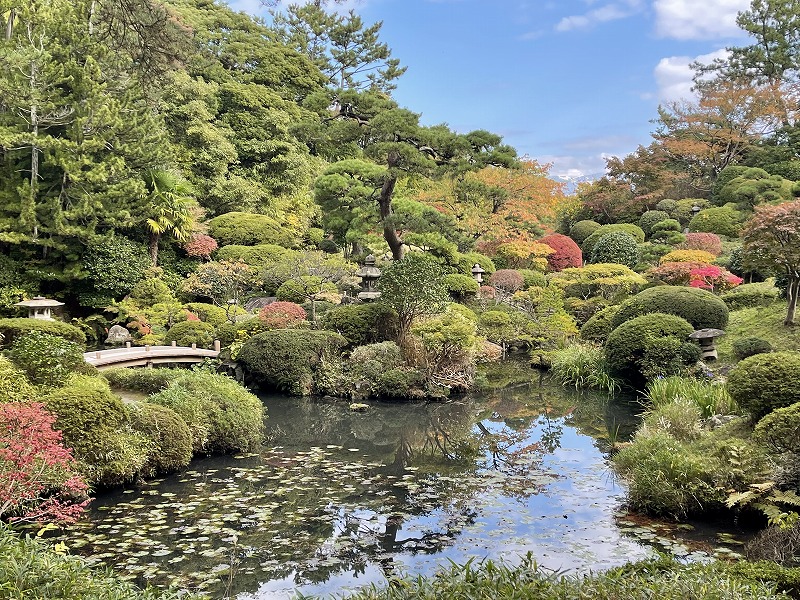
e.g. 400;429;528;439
15;296;64;320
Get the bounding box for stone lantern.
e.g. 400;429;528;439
356;254;381;302
689;328;725;361
471;263;485;284
14;296;64;320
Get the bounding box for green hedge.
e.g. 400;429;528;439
605;313;696;382
214;243;291;268
320;303;397;347
163;321;216;348
611;286;729;331
102;367;182;394
239;329;346;395
148;371;265;454
128;402;194;477
727;351;800;420
732;336;772;360
44;375;149;487
0;317;86;346
721;283;780;310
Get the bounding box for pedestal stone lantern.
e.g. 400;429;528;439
356;255;381;302
471;263;485;284
689;328;725;361
15;296;64;320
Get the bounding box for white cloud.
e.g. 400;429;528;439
555;0;642;32
654;48;729;102
654;0;749;40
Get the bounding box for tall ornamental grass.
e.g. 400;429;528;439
645;375;737;418
549;343;618;394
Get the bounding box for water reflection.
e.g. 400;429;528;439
59;361;671;598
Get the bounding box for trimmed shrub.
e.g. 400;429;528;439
238;329;346;395
639;210;670;238
611;286;729;330
605;313;695;381
568;219;601;245
589;231;640;268
655;198;678;214
487;269;524;294
442;273;480;298
753;401;800;455
0;356;36;402
215;243;292;268
579;304;620;343
563;296;609;326
727;351;800;420
275;276;336;304
680;232;723;256
549;263;647;300
43;376;148;487
538;233;582;271
183;234;217;259
128;403;193;477
581;224;645;257
258;301;307;328
454;252;496;277
732;336;772;360
321;303;397;347
721;283;780;310
660;249;717;264
183;302;229;327
316;341;412;400
636;242;673;269
102;367;181;394
0;317;86;347
163;321;215;348
689;205;745;238
518;269;548;289
208;212;298;247
148;371;264;454
8;331;87;388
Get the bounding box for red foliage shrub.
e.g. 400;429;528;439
185;312;200;322
648;261;707;286
184;234;218;259
539;233;583;271
689;265;743;293
0;402;89;525
479;285;496;300
488;269;524;294
258;301;307;329
680;232;723;257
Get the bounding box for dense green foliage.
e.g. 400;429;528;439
581;224;645;256
605;313;696;381
163;321;215;348
732;336;773;360
43;376;148;487
722;282;781;310
579;304;620;343
727;352;800;420
7;331;87;388
0;356;36;402
0;318;86;346
568;219;601;245
611;286;729;330
589;231;640;267
238;329;346;395
102;367;181;395
754;402;800;456
321;303;397;347
128;402;193;477
148;371;264;454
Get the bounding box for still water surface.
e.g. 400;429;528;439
59;361;740;598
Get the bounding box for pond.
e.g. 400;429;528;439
57;359;746;598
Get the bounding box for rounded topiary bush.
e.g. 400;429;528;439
680;232;723;256
721;283;780;310
239;329;346;395
589;232;639;268
568;220;601;245
753;402;800;455
580;305;621;343
148;371;265;454
43;375;149;487
727;352;800;420
128;402;193;477
183;302;229;327
163;321;215;348
610;286;729;331
0;356;36;402
605;313;695;381
8;331;87;388
208;212;298;247
581;224;645;257
538;233;582;271
487;269;524;294
320;303;397;347
639;210;670;238
442;273;480;298
0;317;86;347
688;205;744;237
732;337;772;360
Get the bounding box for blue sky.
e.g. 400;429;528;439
232;0;753;178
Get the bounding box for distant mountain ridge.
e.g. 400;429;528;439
551;173;604;195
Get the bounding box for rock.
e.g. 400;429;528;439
105;324;132;345
349;403;369;412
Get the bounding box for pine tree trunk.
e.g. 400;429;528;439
380;154;404;261
5;8;14;41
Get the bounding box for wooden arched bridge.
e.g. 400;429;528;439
84;341;221;370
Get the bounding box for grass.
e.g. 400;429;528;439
645;375;737;418
716;300;800;366
549;343;619;394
